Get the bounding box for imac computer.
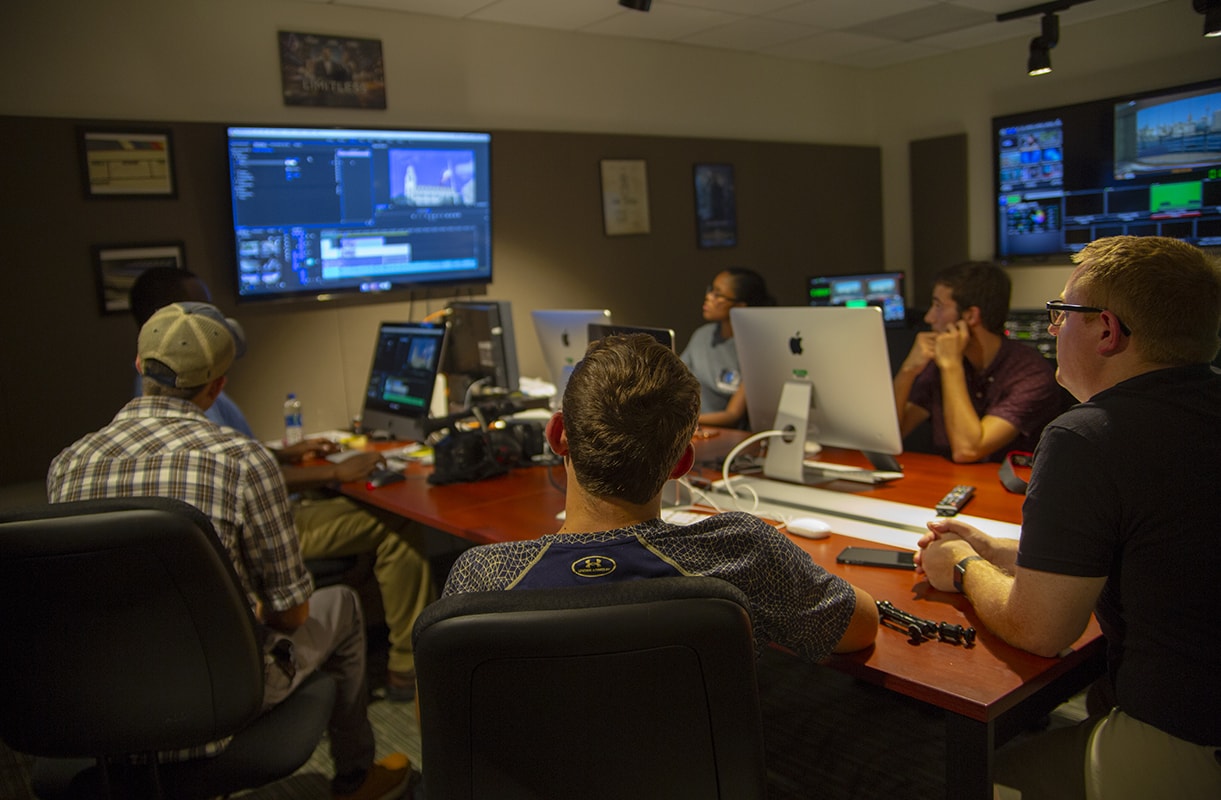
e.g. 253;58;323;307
531;309;612;402
807;271;907;328
441;300;521;412
361;321;447;442
587;322;676;351
731;306;903;485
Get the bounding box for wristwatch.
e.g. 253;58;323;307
953;555;985;593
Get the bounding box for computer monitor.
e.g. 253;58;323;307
807;271;907;328
587;322;675;351
360;321;447;442
441;300;520;412
531;309;612;401
731;306;902;482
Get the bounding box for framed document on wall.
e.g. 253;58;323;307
79;129;176;198
600;159;651;236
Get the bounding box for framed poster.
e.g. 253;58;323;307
79;129;175;197
694;163;737;248
278;31;387;109
600;159;651;236
93;243;185;316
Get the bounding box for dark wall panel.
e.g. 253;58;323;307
909;133;968;309
0;116;882;484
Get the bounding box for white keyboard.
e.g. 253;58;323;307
660;508;712;526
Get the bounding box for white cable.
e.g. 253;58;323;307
674;477;724;514
721;429;787;515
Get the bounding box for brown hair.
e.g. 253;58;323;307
562;334;701;505
935;261;1011;334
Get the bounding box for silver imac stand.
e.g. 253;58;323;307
762;380;819;484
762;380;896;486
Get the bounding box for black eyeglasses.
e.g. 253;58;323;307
1045;300;1131;336
705;285;738;303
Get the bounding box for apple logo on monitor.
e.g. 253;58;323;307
561;330;570;347
789;331;803;355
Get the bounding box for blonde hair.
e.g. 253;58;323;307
1071;236;1221;365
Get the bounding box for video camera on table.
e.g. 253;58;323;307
427;395;551;485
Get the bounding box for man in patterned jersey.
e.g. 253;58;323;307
442;333;878;659
48;302;410;800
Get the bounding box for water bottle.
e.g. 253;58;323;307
283;393;304;446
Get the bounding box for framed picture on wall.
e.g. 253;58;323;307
93;243;185;316
600;159;651;236
278;31;387;109
694;163;737;248
79;128;176;197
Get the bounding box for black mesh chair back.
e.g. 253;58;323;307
412;575;768;800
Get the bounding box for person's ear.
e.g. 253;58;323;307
544;412;569;456
1097;311;1130;356
961;305;982;328
668;443;695;479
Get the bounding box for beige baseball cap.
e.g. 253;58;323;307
138;302;247;388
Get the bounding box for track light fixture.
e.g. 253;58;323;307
1027;12;1058;76
1027;38;1052;76
997;0;1094;77
1194;0;1221;37
619;0;652;11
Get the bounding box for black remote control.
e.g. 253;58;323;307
935;485;975;516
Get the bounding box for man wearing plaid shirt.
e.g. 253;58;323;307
48;302;410;800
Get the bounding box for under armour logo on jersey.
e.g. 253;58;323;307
570;556;617;578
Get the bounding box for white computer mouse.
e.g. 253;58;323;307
786;517;833;539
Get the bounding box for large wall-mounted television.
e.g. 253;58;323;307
226;126;492;302
992;78;1221;262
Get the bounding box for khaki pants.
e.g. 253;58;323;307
995;708;1221;800
263;585;374;777
294;496;435;673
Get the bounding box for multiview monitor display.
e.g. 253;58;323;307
992;77;1221;261
807;271;907;328
226;126;492;303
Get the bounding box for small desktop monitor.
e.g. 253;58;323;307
361;321;447;442
807;271;907;328
732;306;902;475
587;322;676;351
441;300;520;412
531;309;612;401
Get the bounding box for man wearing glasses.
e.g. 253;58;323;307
893;260;1062;462
917;236;1221;798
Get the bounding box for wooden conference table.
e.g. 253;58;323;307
339;429;1104;800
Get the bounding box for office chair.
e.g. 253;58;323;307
412;575;768;800
0;496;335;799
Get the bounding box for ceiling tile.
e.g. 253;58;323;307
294;0;1174;69
848;4;994;42
678;17;823;51
470;0;621;29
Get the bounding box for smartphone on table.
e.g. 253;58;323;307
836;546;916;570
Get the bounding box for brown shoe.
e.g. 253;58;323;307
333;753;411;800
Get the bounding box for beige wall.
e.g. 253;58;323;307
1;0;1216;474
